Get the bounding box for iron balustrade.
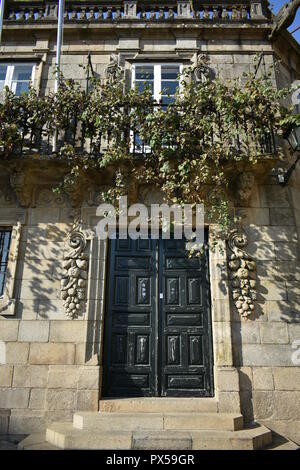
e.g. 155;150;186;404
0;102;277;158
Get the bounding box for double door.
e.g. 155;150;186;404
102;234;213;397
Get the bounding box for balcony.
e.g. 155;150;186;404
0;101;277;161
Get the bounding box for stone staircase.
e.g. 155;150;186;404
43;398;273;450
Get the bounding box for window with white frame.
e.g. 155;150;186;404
0;63;35;96
132;64;182;151
132;63;182;106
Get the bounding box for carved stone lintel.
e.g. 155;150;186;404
227;230;257;319
61;217;95;319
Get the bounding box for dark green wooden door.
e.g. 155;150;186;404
102;233;213;397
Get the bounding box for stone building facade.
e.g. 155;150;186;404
0;0;300;449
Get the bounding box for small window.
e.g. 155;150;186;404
0;63;35;96
0;228;12;297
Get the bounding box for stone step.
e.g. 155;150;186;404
264;435;299;450
46;421;272;450
100;397;218;413
46;422;132;450
190;426;272;450
73;411;244;431
18;432;61;451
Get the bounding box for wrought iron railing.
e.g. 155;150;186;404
1;102;277;159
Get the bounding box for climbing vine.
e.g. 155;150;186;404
0;65;298;236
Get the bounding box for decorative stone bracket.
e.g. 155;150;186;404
227;230;257;319
193;54;211;82
9;163;35;208
105;54;125;80
61;217;95;319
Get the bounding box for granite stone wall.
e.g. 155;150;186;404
0;27;299;445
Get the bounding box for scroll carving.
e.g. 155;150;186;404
61;216;94;318
228;230;256;319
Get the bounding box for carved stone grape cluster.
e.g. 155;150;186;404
228;230;257;319
61;225;90;318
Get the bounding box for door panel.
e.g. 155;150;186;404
102;233;213;398
159;237;213;397
103;237;158;397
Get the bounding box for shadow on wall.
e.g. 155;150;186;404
15;221;70;321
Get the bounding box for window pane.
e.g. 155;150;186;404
11;65;33;95
14;81;30;96
0;65;7;92
12;65;33;82
161;81;178;96
136;81;154;94
135;66;154;80
135;66;154;97
0;229;12;297
161;96;176;106
0;65;7;81
161;66;180;80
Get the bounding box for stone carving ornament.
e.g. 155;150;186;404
269;0;300;39
193;54;211;82
36;188;66;206
228;230;257;319
61;216;94;318
105;54;123;80
236;171;255;207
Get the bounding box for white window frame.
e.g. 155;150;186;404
131;63;183;152
132;63;183;103
0;63;35;95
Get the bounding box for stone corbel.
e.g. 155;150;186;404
64;171;91;208
61;215;95;319
9;163;35;208
227;230;257;319
235;171;255;207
